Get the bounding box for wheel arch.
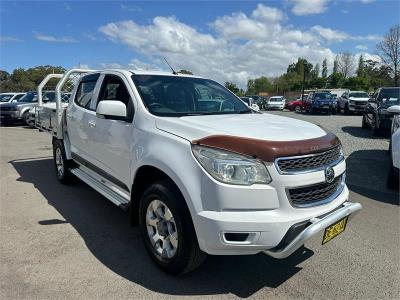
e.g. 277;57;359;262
129;165;194;228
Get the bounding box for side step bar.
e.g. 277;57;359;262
70;167;130;210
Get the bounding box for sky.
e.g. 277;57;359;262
0;0;399;87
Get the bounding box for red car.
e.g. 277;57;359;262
286;95;308;112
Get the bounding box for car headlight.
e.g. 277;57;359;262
192;145;272;185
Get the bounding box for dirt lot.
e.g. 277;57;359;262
1;113;399;299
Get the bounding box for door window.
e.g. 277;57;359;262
74;73;100;110
98;75;134;122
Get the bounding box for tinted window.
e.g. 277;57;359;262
0;94;13;102
379;88;400;105
132;75;249;117
349;92;369;98
14;94;25;100
18;92;37;102
98;75;134;121
74;73;100;110
313;93;332;100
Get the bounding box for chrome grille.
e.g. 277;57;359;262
288;175;343;207
276;146;342;174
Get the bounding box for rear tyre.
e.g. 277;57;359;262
53;139;73;184
139;180;206;275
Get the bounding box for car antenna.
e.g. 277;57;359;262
164;57;178;75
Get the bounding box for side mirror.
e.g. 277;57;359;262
387;105;400;115
96;100;127;120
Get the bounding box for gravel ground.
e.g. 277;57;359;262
1;115;399;300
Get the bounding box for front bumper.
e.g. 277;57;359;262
0;111;20;121
264;201;362;258
349;102;366;112
266;104;284;110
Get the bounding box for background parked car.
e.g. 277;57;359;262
304;91;335;114
387;105;400;189
240;96;260;111
265;96;285;110
338;91;370;114
0;91;39;125
362;87;400;136
0;92;26;104
286;94;308;112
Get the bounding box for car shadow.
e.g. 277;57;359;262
342;126;389;139
9;158;313;298
346;149;399;205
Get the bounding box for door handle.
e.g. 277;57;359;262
88;120;96;127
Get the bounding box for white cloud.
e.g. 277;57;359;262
311;25;349;42
251;4;286;23
312;25;382;43
35;33;77;43
356;44;368;50
289;0;331;16
359;0;375;3
0;36;23;42
98;4;382;87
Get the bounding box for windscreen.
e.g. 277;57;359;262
379;89;400;106
349;92;369;98
314;93;332;100
269;97;282;102
17;92;37;102
0;94;13;102
132;75;250;116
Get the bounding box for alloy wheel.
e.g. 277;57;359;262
55;147;64;177
146;199;178;259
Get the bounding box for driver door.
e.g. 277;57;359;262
90;73;135;191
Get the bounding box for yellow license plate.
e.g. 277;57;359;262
322;216;348;245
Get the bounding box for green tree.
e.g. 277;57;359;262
287;58;313;80
357;55;365;78
333;56;339;74
224;81;240;94
322;59;328;78
328;72;345;88
253;76;273;94
178;69;193;75
246;79;255;95
0;65;66;92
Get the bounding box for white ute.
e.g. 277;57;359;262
35;69;362;275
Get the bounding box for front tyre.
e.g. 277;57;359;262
139;180;206;275
22;111;30;126
53;139;73;184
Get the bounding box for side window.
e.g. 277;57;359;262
74;73;100;110
98;75;134;122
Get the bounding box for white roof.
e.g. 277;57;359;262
96;69;204;79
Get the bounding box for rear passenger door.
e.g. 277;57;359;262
66;73;101;163
90;73;135;191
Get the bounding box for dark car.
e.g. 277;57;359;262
304;92;335;114
362;87;400;136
